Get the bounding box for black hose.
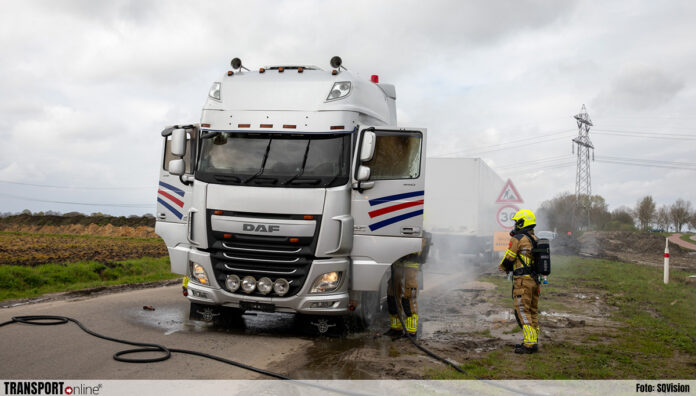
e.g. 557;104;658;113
390;265;468;374
0;315;369;396
390;265;542;396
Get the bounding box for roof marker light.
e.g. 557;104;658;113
227;71;234;76
298;67;304;73
201;123;211;128
330;125;345;130
278;67;284;73
371;75;379;83
260;124;273;128
259;68;265;73
331;70;337;75
283;124;296;129
238;124;250;128
303;215;314;220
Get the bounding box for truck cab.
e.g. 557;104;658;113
155;58;427;330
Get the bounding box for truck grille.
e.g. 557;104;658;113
206;210;320;298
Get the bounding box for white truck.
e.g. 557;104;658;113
155;57;427;331
424;158;504;265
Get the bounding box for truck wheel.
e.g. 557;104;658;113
356;290;385;330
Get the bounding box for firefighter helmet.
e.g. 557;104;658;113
512;209;536;229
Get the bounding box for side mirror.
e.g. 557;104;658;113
171;129;187;157
356;165;371;181
359;131;376;162
169;159;185;176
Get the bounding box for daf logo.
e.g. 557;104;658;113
243;224;280;233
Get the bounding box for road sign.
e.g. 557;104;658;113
497;204;520;229
496;179;523;203
493;231;511;251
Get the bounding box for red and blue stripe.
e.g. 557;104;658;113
368;190;424;231
157;181;184;219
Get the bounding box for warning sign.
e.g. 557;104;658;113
494;231;511;251
496;179;523;203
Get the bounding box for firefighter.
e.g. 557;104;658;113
498;209;540;354
384;253;421;339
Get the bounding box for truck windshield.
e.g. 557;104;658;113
196;132;351;188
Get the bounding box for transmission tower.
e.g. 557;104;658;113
572;104;594;227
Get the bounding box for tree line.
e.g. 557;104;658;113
537;193;695;233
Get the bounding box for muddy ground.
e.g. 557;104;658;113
0;231;166;266
276;260;622;379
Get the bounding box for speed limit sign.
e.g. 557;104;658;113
497;205;520;229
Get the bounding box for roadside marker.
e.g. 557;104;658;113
664;238;670;284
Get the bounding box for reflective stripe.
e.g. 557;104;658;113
522;324;536;346
405;314;418;333
517;296;530;325
403;263;420;269
390;314;402;330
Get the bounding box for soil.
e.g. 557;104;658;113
552;231;696;271
0;224;157;238
281;264;622;379
0;231;166;266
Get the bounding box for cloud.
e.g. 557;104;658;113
594;66;685;111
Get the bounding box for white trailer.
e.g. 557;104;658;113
423;158;504;264
155;58;427;331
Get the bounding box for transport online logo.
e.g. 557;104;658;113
3;381;102;395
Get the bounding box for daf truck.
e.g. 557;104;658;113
155;57;427;331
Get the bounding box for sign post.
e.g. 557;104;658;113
493;179;524;250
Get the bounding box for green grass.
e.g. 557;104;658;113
0;257;180;301
679;233;695;246
430;256;696;379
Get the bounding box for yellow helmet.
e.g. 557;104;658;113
512;209;536;229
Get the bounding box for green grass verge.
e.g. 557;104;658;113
679;233;695;246
430;256;696;379
0;257;180;301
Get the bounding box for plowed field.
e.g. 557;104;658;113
0;232;167;266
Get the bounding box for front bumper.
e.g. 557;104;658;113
184;248;350;315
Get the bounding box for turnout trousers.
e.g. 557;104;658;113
387;261;419;334
512;276;540;348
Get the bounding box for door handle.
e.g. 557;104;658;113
401;226;421;235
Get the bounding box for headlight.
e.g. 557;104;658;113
225;274;241;292
326;81;351;101
257;277;273;295
191;263;209;285
208;82;221;100
241;276;256;293
273;278;290;296
310;271;342;293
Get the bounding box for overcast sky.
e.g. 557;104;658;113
1;0;695;216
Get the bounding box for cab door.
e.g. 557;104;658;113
156;127;196;223
351;126;426;238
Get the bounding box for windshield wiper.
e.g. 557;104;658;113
214;175;241;183
283;140;312;185
244;137;273;184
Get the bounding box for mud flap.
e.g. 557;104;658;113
189;302;245;328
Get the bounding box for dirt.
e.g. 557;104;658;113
281;266;621;379
0;223;157;238
554;231;696;271
0;231;166;266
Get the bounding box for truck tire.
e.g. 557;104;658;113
355;290;386;330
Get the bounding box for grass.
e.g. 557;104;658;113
0;257;180;301
679;233;695;245
429;256;696;379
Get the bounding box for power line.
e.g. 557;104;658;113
594;128;695;137
0;192;153;208
0;180;152;190
436;130;575;157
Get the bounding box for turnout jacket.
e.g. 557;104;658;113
499;228;538;275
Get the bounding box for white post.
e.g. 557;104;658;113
664;238;670;284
